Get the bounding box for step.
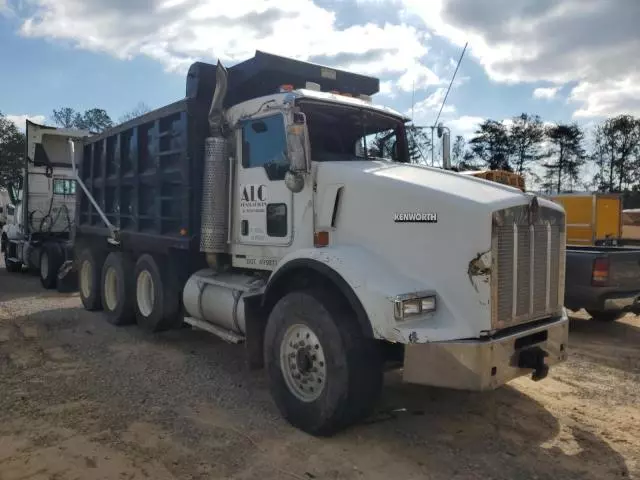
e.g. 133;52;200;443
184;316;245;344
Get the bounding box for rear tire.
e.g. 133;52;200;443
587;310;624;322
134;254;181;333
40;244;62;290
263;288;383;436
101;252;135;326
78;248;105;311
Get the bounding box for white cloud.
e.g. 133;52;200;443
399;0;640;118
570;77;640;118
396;64;441;92
410;87;456;123
17;0;435;88
447;115;484;139
6;114;47;131
533;87;560;100
379;80;395;98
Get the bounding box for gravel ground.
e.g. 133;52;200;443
0;259;638;480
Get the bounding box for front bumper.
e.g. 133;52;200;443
401;313;569;391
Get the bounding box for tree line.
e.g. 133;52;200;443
51;102;152;132
446;113;640;195
2;104;639;197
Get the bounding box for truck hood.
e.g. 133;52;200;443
317;160;535;208
314;161;561;340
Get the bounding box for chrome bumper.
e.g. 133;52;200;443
402;314;569;391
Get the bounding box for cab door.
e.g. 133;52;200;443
235;111;293;246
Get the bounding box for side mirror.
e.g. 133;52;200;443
285;170;305;193
287;113;309;173
7;178;21;205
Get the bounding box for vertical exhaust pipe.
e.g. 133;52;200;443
200;61;230;268
208;61;229;136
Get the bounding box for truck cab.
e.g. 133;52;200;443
2;121;88;287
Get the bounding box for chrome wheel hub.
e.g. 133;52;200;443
136;270;154;317
104;266;118;312
80;260;92;299
40;252;48;280
280;324;327;402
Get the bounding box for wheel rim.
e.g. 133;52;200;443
80;259;92;298
41;252;49;280
104;266;118;312
280;324;327;402
136;270;154;317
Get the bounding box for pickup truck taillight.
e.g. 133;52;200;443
592;257;610;286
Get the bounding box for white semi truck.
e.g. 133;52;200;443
1;121;89;288
5;52;569;436
0;188;11;227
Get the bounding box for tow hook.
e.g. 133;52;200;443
517;346;549;381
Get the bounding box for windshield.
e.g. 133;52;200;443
298;100;409;163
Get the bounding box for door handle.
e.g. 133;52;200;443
241;220;248;236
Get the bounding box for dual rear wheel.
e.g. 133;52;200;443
78;248;181;331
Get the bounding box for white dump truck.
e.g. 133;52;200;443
8;52;568;436
1;121;89;288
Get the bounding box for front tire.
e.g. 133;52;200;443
134;254;180;333
40;244;62;289
264;288;383;436
101;252;135;326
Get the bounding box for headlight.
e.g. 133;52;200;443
394;292;437;321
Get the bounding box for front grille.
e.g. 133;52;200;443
492;203;565;330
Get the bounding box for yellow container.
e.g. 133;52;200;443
461;170;526;192
548;193;622;246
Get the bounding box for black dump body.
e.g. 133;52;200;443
75;51;379;255
75;98;210;254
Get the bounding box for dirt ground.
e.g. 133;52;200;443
0;261;638;480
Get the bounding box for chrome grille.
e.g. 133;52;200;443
491;203;565;329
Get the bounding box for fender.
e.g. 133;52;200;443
265;246;433;342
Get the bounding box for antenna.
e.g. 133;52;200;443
411;80;415;121
434;41;468;127
431;41;468;166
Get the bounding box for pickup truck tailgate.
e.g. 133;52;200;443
608;248;640;288
565;246;640;313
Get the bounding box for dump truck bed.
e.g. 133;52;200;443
75;99;210;254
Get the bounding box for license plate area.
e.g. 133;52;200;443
514;330;548;350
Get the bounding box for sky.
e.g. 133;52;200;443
1;0;639;154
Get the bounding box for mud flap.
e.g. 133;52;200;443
56;260;78;293
516;346;549;381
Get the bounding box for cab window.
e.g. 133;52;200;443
53;179;76;195
241;114;289;180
